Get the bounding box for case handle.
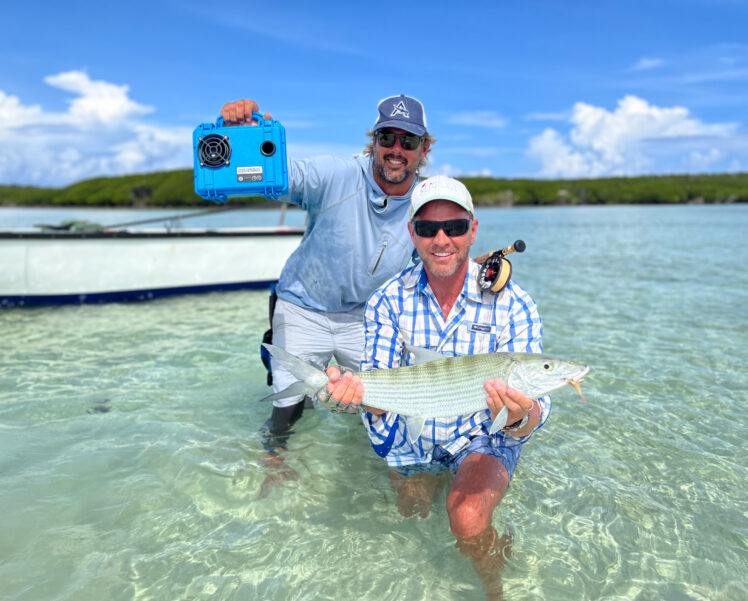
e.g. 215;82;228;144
216;112;267;127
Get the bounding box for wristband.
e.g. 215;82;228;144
502;402;534;433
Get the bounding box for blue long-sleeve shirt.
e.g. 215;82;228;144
276;155;417;313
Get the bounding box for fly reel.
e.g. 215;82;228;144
475;240;526;293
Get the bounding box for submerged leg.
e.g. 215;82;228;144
447;453;511;600
454;527;513;601
257;401;305;498
389;471;448;519
260;401;305;452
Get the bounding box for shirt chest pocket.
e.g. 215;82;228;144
368;234;409;279
368;236;389;275
457;322;496;355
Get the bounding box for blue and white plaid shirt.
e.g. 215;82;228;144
359;260;551;467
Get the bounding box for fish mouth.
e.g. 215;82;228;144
569;365;590;383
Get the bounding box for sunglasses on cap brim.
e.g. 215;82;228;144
412;219;472;238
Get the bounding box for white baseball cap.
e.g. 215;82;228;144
410;175;474;219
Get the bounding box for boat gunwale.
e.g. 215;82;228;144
0;227;306;240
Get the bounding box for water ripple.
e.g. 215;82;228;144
2;205;747;600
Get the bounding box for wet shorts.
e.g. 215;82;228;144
393;436;522;479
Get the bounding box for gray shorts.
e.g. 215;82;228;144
270;297;365;407
394;436;522;479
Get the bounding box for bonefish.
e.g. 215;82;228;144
261;343;589;442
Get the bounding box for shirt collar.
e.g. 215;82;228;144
465;260;485;303
363;156;420;210
404;260;484;303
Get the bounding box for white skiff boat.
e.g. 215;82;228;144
0;225;304;306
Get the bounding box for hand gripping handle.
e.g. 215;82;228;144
216;111;267;127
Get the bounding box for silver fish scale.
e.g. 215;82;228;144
357;353;518;417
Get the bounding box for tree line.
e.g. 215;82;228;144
1;169;746;207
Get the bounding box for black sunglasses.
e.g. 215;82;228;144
412;219;472;238
375;130;423;151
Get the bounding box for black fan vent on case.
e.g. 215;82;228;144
197;134;231;167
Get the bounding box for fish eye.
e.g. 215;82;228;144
543;363;552;370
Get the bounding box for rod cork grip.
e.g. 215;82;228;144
474;240;525;264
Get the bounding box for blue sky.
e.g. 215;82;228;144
1;0;747;187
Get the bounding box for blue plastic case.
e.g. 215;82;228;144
193;113;289;203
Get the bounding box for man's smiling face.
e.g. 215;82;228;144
371;128;428;191
408;199;477;280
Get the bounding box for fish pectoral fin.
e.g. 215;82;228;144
404;345;446;365
404;416;427;444
488;406;509;435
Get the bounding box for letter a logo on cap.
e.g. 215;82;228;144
390;100;410;119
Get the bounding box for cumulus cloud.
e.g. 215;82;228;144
527;95;743;178
0;71;191;186
0;91;44;126
528;129;604;178
44;71;154;125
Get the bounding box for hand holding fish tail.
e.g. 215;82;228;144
483;379;537;437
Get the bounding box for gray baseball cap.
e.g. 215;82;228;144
373;94;427;136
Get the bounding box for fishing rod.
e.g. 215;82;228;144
35;205;248;231
100;205;245;229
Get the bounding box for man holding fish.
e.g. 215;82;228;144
325;175;552;598
220;95;434;463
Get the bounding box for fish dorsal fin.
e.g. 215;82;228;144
404;416;427;444
404;344;446;366
488;406;509;435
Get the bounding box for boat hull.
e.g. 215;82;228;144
1;227;304;306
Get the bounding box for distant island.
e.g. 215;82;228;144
1;169;746;207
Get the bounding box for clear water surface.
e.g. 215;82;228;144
1;204;746;601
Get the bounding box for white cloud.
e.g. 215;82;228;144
527;95;743;178
0;91;43;126
528;129;606;178
0;71;190;186
524;111;569;122
44;71;154;125
447;111;507;130
630;57;666;71
684;148;725;171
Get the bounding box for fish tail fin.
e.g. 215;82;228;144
259;344;329;403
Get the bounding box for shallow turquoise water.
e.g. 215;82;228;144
2;205;747;600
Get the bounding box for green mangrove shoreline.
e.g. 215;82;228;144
1;169;746;208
